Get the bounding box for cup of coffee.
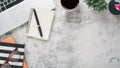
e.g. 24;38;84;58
61;0;80;12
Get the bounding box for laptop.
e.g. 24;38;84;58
0;0;30;35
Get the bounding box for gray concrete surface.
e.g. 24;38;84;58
1;0;120;68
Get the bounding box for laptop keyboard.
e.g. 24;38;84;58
0;0;23;13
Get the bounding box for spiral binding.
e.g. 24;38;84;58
26;8;34;33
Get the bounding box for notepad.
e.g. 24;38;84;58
26;6;55;40
26;0;55;10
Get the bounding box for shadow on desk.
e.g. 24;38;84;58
64;11;81;23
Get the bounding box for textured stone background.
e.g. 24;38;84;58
1;0;120;68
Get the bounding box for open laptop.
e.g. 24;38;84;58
0;0;30;35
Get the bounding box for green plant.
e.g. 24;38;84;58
84;0;108;12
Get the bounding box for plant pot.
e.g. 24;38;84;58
108;0;120;15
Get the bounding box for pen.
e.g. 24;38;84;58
33;8;43;37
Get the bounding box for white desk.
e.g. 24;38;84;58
1;0;120;68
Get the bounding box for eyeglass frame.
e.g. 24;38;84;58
0;48;21;68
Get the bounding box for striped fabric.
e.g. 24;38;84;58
0;42;25;68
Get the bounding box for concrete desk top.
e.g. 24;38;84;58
1;0;120;68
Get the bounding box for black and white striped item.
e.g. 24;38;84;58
0;42;25;68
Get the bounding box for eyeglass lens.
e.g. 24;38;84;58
10;50;21;62
1;63;11;68
1;49;21;68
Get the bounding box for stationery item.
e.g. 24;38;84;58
26;0;55;10
26;6;55;40
0;36;28;68
1;36;16;43
33;8;43;37
23;60;29;68
0;37;25;68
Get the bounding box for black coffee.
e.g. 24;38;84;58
61;0;79;9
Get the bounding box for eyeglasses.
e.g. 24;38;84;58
0;48;21;68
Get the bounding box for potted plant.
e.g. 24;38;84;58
84;0;107;12
109;0;120;15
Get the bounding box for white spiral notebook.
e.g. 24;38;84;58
26;6;55;40
26;0;55;10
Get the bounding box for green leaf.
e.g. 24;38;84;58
84;0;107;12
